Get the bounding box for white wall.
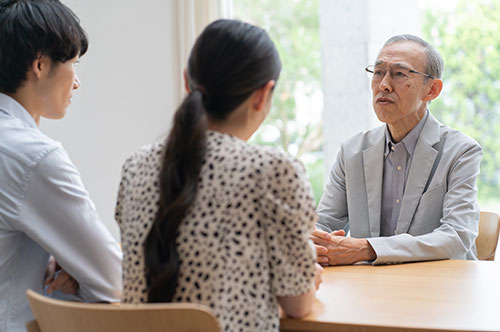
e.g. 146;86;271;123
40;0;178;240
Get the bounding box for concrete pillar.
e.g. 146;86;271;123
319;0;420;176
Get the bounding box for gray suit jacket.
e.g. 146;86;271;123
317;113;482;264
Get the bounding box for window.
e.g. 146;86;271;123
233;0;324;203
423;0;500;212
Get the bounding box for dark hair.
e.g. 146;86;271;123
383;34;444;79
144;19;281;303
0;0;88;94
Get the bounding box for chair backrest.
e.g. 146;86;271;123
26;319;41;332
476;211;500;261
26;289;220;332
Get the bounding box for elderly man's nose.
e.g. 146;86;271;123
379;72;392;92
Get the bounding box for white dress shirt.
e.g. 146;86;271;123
0;93;122;332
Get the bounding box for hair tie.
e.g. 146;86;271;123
192;85;207;96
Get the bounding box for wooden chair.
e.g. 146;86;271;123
26;319;41;332
25;289;220;332
476;211;500;261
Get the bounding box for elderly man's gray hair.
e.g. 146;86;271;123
384;34;444;79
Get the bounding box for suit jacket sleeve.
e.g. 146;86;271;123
316;146;350;233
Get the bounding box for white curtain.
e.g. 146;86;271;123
173;0;233;105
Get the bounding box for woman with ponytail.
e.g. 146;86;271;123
115;19;322;331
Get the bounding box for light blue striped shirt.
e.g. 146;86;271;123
0;93;122;332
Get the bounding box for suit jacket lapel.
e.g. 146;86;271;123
396;113;441;234
363;128;385;237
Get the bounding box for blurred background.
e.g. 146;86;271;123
45;0;500;239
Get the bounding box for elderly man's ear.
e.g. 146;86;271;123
423;79;443;102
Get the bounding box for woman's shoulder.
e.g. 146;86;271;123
208;131;304;170
243;144;308;186
255;144;305;175
120;141;165;179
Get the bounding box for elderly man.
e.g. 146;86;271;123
0;1;122;331
313;34;482;265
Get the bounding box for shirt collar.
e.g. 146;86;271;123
0;93;38;129
384;110;429;158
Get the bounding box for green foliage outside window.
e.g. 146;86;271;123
422;0;500;210
233;0;324;204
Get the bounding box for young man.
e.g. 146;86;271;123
0;1;122;331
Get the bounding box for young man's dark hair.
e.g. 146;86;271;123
0;0;88;94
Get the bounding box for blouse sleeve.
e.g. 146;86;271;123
114;151;142;228
260;153;317;297
114;155;133;227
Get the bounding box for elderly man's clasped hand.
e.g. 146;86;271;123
311;229;376;266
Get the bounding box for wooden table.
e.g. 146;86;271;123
280;260;500;332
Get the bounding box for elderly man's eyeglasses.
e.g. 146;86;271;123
365;65;435;84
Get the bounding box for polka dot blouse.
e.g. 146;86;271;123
115;130;317;332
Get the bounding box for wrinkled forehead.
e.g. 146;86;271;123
375;41;427;71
